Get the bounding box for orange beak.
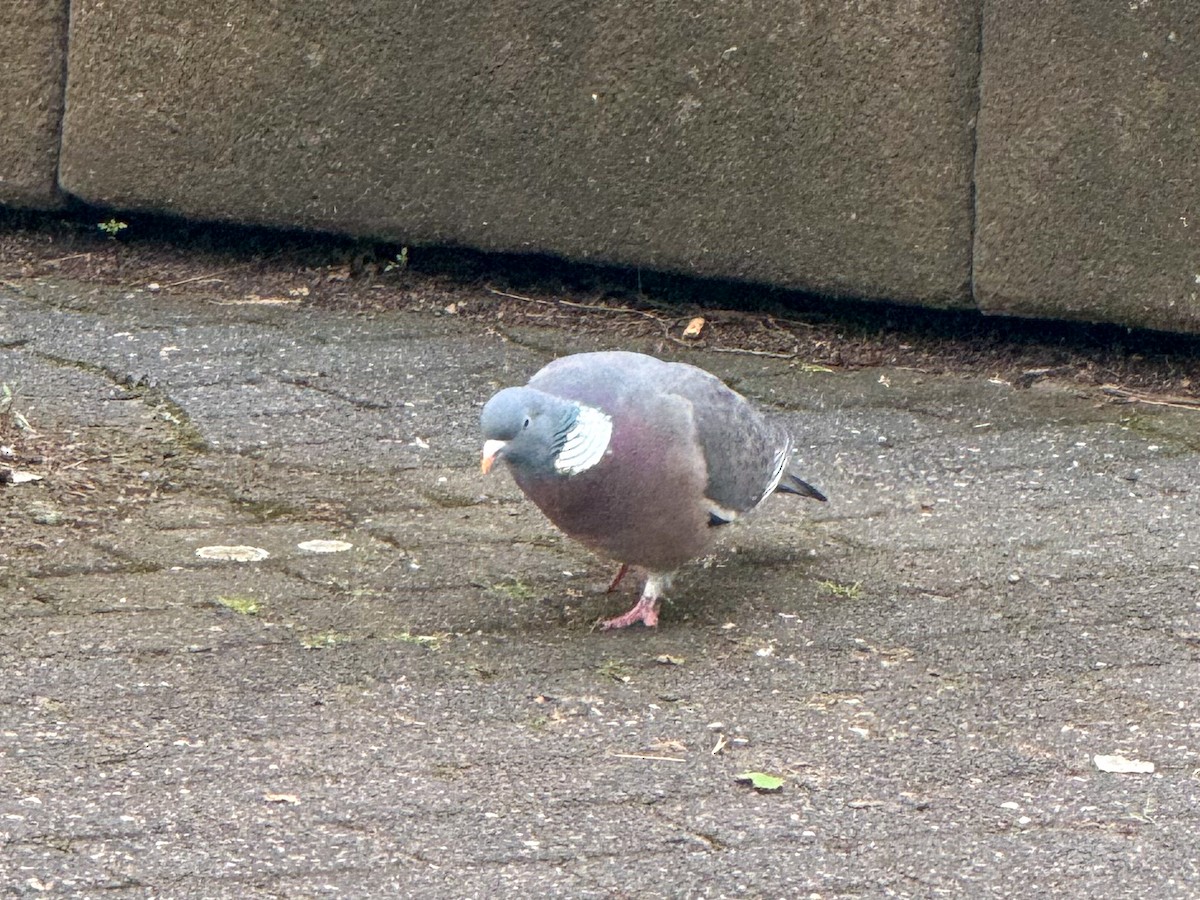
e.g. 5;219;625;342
481;439;506;474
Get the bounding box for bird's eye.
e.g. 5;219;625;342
522;417;531;430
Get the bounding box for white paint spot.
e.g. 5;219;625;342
1094;754;1154;774
297;540;353;554
195;545;270;562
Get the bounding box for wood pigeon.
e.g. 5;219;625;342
480;351;826;629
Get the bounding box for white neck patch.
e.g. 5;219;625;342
554;404;612;475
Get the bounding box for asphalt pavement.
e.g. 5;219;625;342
1;280;1198;898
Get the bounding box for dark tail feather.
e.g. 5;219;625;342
776;471;827;503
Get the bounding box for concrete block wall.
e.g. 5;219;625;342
57;0;979;308
974;0;1199;333
0;1;1196;333
0;1;68;208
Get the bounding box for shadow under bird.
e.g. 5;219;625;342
480;351;826;629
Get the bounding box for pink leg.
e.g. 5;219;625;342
606;563;630;593
599;594;660;630
599;573;671;630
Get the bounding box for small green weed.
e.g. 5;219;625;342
0;383;33;435
384;247;409;272
818;580;863;600
390;630;447;650
489;579;539;602
97;218;128;239
597;658;632;683
216;595;260;616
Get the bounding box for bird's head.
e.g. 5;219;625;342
480;387;579;476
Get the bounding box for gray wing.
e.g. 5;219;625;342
660;364;792;519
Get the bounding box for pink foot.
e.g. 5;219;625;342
599;572;671;630
600;594;659;630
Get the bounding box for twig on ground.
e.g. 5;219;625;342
710;346;796;359
486;287;555;306
488;285;696;346
41;252;93;266
487;285;664;321
1101;385;1200;410
165;263;255;288
608;752;687;763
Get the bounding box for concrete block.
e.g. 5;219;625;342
59;1;978;306
0;1;68;208
975;1;1200;332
